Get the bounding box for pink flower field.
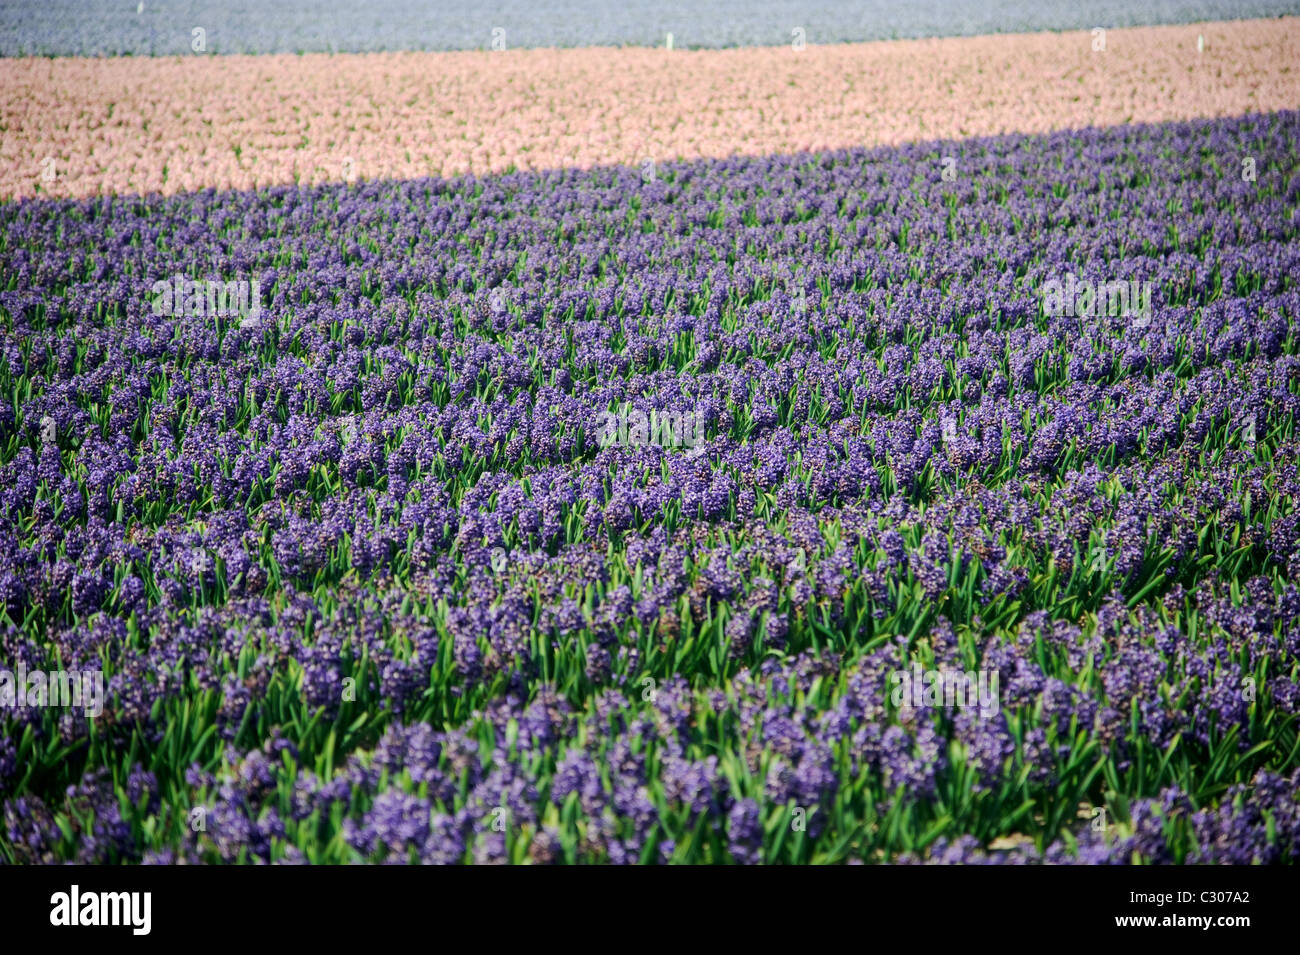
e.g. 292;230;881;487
3;16;1297;199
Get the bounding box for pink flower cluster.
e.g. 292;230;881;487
2;17;1297;199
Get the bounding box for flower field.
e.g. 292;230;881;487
5;0;1299;56
2;99;1298;863
5;18;1299;200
